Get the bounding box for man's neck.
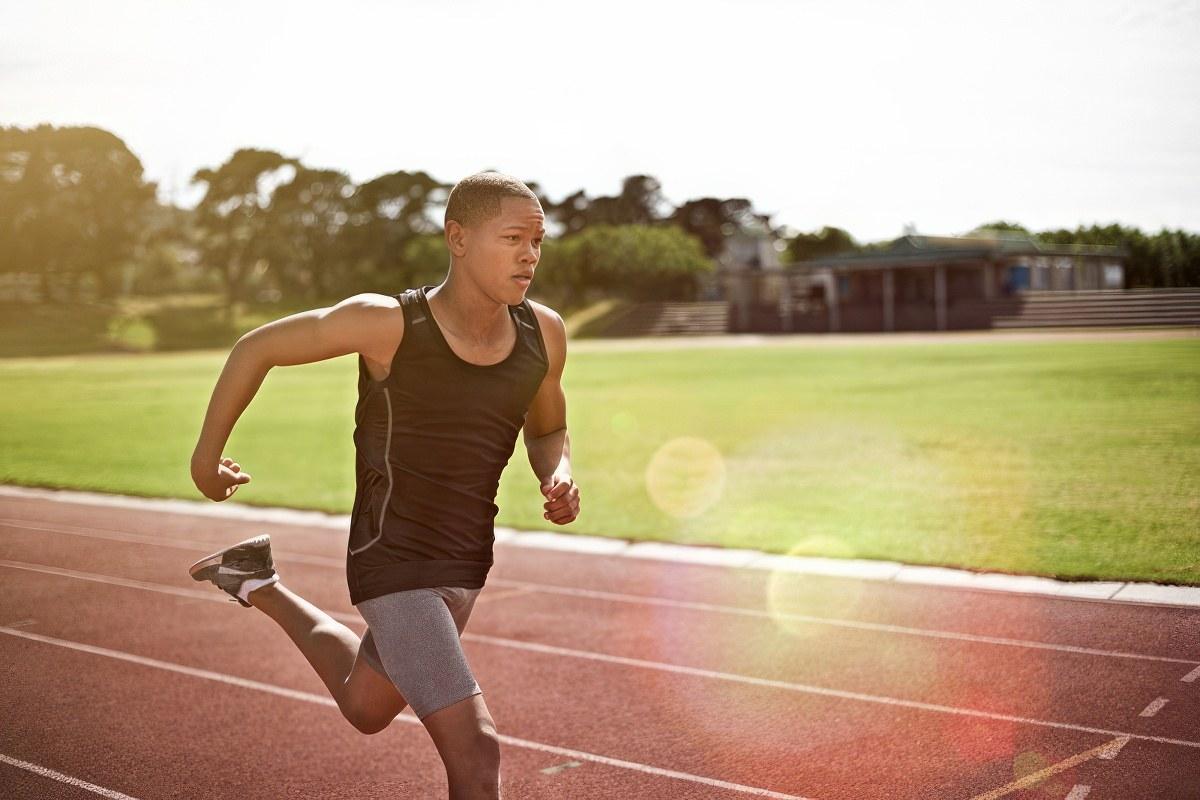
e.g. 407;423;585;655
426;274;510;343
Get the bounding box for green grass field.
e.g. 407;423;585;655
1;337;1197;585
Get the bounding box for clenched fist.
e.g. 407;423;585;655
192;456;252;502
540;472;580;525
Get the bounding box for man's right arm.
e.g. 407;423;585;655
190;293;403;501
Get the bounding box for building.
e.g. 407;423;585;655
726;232;1127;333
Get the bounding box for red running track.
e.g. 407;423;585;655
1;493;1198;799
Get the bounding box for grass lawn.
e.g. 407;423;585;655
1;336;1197;585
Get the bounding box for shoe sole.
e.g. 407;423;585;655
187;534;272;580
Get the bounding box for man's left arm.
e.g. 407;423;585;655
524;306;580;525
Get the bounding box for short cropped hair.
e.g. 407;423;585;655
444;171;540;230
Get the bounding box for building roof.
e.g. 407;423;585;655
783;233;1126;272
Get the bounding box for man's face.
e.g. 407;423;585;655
464;196;545;305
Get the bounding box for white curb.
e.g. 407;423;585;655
2;484;1198;609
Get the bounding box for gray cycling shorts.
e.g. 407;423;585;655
356;586;483;721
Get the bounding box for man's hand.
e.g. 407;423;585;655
540;473;580;525
192;456;252;502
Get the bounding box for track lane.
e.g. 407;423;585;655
2;525;1197;744
5;634;745;800
3;495;1199;798
3;558;1198;797
3;499;1198;664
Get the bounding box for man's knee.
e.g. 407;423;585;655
341;656;407;735
347;709;393;735
474;725;501;768
341;692;404;735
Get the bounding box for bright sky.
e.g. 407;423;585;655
4;0;1197;243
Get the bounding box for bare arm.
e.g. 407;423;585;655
523;304;580;525
190;293;402;501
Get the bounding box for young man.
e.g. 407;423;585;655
188;171;579;799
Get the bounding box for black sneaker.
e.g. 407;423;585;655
188;534;277;607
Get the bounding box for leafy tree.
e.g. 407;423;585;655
548;189;591;236
262;165;357;301
784;226;859;262
0;124;155;301
1150;229;1200;287
969;221;1031;235
967;221;1200;287
398;232;452;290
191;148;296;315
349;170;449;291
538;224;713;306
128;202;201;295
668;197;764;258
546;175;672;236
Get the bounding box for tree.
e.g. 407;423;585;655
668;197;763;258
398;233;453;290
977;222;1200;288
548;189;591;236
538;224;713;306
784;226;859;262
262;165;358;301
1150;229;1200;287
1037;224;1153;286
969;221;1030;235
349;170;450;291
191;148;296;315
0;124;156;301
545;175;672;236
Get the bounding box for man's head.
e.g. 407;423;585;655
444;171;545;306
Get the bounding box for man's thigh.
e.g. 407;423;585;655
356;588;482;721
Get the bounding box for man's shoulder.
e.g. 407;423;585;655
342;291;403;310
331;293;405;333
326;293;405;363
524;298;564;333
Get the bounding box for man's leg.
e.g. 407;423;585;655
248;582;406;734
357;588;500;798
422;691;502;799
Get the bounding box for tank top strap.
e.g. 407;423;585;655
514;298;549;363
396;287;436;346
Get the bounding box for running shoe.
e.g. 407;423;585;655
188;534;277;607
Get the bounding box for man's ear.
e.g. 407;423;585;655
445;220;468;258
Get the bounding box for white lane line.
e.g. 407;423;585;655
462;633;1200;750
539;760;583;775
0;518;343;568
967;738;1127;799
476;586;538;604
9;485;1200;608
0;627;810;800
5;558;1200;751
1096;736;1130;760
0;559;229;603
1065;785;1092;799
4;521;1196;668
0;753;144;800
1182;664;1200;683
483;578;1200;668
1139;697;1169;718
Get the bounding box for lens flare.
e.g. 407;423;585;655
644;436;726;519
764;536;869;641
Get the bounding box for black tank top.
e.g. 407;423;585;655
346;285;549;605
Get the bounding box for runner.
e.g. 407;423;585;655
187;171;580;799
